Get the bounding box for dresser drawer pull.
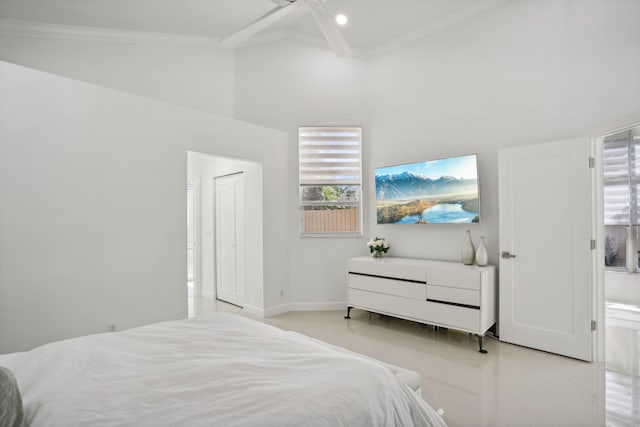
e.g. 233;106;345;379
426;298;480;310
348;272;426;284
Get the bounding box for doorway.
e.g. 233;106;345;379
600;124;640;425
186;151;264;317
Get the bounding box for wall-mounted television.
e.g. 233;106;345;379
375;154;480;224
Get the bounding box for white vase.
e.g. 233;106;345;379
461;230;475;265
475;236;488;266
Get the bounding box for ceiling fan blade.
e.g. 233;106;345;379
305;0;352;57
219;1;305;48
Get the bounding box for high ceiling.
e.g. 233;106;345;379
0;0;508;53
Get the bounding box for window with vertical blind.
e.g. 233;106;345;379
604;125;640;270
299;126;362;236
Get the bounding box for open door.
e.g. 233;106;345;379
498;138;594;361
215;172;245;307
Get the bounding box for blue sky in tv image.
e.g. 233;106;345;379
374;154;478;180
374;154;480;224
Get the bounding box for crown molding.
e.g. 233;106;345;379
365;0;510;59
587;117;640;138
238;29;365;59
0;19;221;47
238;29;290;48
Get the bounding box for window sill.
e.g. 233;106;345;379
300;232;363;238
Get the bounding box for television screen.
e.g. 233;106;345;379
375;154;480;224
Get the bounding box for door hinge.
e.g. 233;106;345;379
591;320;597;331
589;157;595;168
590;239;596;250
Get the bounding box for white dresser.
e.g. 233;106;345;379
346;256;496;353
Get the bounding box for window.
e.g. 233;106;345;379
604;125;640;271
299;126;362;236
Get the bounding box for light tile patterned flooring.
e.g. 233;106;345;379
188;294;639;427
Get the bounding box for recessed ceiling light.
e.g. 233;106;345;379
335;14;348;26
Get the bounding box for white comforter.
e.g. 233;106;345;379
0;313;446;427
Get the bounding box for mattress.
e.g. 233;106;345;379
0;313;447;427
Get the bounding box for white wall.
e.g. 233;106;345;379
187;152;265;313
232;0;640;309
0;61;288;353
366;0;640;266
606;272;640;303
0;31;235;116
2;0;639;322
234;40;369;310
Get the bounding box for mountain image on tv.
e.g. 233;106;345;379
375;154;480;224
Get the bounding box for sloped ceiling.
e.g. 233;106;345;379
0;0;509;55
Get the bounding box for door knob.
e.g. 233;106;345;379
501;251;516;259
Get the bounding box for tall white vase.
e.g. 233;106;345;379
475;236;488;266
461;230;475;265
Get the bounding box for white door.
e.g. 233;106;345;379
498;138;594;361
215;173;245;307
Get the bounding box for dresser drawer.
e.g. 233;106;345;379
348;289;428;321
426;267;480;290
348;259;426;282
424;301;480;332
349;274;425;300
426;284;480;307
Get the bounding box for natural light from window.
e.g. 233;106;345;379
604;125;640;271
299;126;362;236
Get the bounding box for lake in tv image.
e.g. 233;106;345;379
375;154;480;224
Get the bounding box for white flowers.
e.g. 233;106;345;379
367;239;384;248
367;237;390;254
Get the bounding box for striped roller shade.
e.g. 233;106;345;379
299;127;362;186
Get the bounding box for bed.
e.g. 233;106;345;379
0;313;446;427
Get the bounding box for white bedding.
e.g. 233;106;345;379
0;313;446;427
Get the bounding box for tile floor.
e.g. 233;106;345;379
188;294;639;427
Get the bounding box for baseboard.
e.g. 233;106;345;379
263;301;347;317
263;304;290;317
242;304;265;318
288;302;347;312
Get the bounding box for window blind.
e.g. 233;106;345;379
603;133;640;225
299;127;362;186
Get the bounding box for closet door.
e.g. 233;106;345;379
498;138;594;361
215;173;245;307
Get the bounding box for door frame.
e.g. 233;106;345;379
187;177;201;297
592;137;605;363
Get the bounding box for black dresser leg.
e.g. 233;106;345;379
344;306;353;319
476;334;488;353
